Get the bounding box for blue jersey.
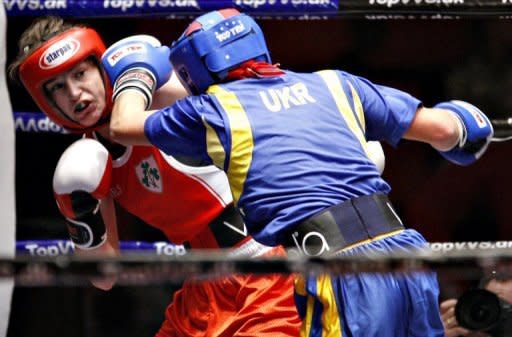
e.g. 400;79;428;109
145;70;420;246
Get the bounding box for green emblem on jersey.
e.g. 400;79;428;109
136;155;163;193
140;161;160;188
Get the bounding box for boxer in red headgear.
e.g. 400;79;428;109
9;17;301;337
18;26;112;132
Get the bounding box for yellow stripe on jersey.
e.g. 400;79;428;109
207;85;253;203
317;70;370;158
201;116;226;170
348;81;366;133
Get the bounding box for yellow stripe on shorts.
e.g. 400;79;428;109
300;274;343;337
318;274;343;337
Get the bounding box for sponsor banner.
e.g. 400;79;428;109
427;241;512;252
346;0;512;18
363;0;507;9
16;240;187;256
14;112;69;134
4;0;338;17
5;0;512;18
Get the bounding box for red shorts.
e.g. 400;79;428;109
155;247;300;337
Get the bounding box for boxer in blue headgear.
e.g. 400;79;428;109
169;8;273;94
102;8;494;337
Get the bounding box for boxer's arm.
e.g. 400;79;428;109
53;138;120;290
74;195;119;290
404;101;493;166
81;195;119;291
101;35;172;146
109;91;153;146
151;71;188;110
403;106;462;151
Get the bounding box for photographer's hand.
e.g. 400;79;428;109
441;299;472;337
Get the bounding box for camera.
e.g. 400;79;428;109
455;288;512;337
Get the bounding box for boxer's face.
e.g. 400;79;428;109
44;59;106;127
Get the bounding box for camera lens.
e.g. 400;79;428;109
455;288;502;331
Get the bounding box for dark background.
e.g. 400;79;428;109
6;15;512;337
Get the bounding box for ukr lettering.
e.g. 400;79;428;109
260;82;316;112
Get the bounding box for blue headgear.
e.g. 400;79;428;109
169;8;271;94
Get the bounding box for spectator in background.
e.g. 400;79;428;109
441;272;512;337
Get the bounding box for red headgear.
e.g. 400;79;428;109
18;27;112;133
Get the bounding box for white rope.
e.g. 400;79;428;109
5;242;512;286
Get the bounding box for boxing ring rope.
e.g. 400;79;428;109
6;239;512;286
16;239;512;257
4;0;512;19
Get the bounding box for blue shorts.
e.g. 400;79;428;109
294;229;444;337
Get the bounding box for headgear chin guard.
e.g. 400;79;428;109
18;28;112;133
169;8;271;94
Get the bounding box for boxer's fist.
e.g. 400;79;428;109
101;35;172;109
53;139;112;250
436;100;493;166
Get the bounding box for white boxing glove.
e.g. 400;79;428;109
53;138;112;250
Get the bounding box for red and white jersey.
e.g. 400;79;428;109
110;145;233;246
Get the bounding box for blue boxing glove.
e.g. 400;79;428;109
101;35;172;109
436;100;493;166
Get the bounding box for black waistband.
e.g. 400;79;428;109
284;193;404;256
